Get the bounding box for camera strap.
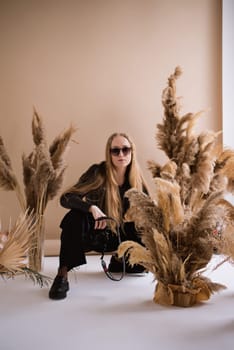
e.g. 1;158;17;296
96;216;125;281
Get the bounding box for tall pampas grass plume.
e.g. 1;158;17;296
118;67;234;307
0;108;77;275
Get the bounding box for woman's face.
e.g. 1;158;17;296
110;135;132;170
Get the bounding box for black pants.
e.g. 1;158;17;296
59;209;143;271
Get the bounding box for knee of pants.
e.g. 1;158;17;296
60;209;92;230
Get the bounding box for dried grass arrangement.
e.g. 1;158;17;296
0;211;51;286
0;109;76;272
118;67;234;307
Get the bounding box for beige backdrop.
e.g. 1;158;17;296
0;0;222;252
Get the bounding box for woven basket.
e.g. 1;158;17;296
154;280;211;307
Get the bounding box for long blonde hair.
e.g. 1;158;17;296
64;132;149;228
105;132;148;226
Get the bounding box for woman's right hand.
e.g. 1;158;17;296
89;205;107;230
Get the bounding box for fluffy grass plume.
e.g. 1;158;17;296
118;67;233;307
0;109;77;272
0;136;26;210
23;109;77;270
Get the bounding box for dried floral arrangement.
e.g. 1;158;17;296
0;211;51;286
118;67;234;307
0;109;76;275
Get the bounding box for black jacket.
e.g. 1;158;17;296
60;161;135;215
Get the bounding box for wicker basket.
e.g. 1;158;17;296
154;280;211;307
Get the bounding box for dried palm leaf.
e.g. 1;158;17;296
20;267;52;287
0;211;35;272
0;212;51;287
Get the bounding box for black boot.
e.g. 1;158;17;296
108;255;147;274
108;255;123;272
49;276;69;300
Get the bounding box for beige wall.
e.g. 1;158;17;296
0;0;222;245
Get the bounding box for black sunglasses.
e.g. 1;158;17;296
110;146;132;156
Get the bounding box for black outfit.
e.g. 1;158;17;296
58;161;147;271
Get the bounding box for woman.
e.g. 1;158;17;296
49;132;150;300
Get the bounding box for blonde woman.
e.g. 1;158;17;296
49;132;150;300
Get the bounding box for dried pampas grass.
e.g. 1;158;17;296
0;137;26;210
0;108;77;272
118;67;234;307
23;111;76;271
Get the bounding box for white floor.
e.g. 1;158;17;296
1;254;234;350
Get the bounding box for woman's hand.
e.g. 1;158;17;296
89;205;107;230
